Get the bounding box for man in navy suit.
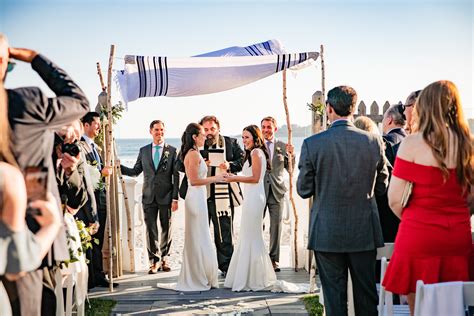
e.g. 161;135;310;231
297;86;389;316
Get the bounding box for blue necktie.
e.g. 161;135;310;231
153;145;161;169
91;143;102;171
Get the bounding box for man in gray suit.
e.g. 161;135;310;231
261;116;294;272
297;86;389;316
120;120;179;274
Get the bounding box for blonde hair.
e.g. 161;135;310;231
0;83;16;165
354;116;379;135
415;80;472;188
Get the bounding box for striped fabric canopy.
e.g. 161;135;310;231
115;39;319;103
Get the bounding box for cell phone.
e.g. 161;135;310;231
24;167;48;215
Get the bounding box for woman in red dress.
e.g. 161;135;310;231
382;80;473;314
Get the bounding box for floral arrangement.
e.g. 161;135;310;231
307;101;325;117
60;219;99;268
86;161;105;191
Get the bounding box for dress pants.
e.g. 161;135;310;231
3;269;43;316
207;198;234;272
90;189;107;285
264;187;283;262
315;250;378;316
143;198;172;264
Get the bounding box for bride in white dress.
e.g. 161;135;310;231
158;123;225;291
223;125;277;291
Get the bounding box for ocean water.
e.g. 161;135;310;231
116;137;306;167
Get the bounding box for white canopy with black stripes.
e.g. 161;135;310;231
115;39;319;103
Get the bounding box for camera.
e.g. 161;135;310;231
61;142;81;156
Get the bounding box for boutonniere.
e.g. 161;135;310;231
276;147;282;154
161;151;170;171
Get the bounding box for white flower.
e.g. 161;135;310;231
86;163;101;190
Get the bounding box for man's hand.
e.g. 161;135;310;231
8;47;38;63
61;153;79;176
171;200;178;212
218;161;230;171
101;166;113;177
286;143;295;156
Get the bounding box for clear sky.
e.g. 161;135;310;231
1;0;472;138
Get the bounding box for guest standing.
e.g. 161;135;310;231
382;80;473;314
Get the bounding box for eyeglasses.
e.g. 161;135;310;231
7;61;16;73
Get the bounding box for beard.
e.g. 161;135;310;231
205;133;218;147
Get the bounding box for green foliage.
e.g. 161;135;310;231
307;102;325;117
96;101;125;146
86;298;117;316
302;295;324;316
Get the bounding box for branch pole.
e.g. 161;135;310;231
97;62;106;92
282;69;299;272
105;44;115;292
113;141;135;272
320;44;327;131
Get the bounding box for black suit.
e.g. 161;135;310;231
121;143;179;263
78;137;109;286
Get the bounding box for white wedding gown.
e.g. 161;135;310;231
158;153;218;291
224;148;277;291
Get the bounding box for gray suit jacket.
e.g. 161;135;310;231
121;143;179;205
263;139;295;203
297;120;389;252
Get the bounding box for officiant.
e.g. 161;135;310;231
187;115;244;275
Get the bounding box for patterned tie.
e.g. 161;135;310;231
153;145;161;169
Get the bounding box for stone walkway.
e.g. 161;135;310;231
89;268;318;315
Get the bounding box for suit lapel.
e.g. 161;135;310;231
145;143;155;172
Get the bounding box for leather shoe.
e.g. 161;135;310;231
272;260;281;272
148;261;161;274
96;277;119;288
161;260;171;272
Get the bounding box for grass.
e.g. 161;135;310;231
302;295;324;316
85;298;117;316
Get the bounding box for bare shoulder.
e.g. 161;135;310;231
397;133;423;161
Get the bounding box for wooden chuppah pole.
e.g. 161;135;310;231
96;62;135;273
104;44;116;292
320;44;327;130
282;69;299;272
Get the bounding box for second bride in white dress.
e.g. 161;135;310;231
223;125;277;291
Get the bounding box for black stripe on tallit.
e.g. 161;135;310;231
252;44;264;55
280;54;286;71
137;56;144;98
248;45;259;56
158;57;164;96
153;57;158;96
275;55;280;73
244;47;254;56
163;57;169;96
287;54;291;68
263;41;272;54
142;56;148;97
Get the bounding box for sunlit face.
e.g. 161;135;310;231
261;120;277;141
202;120;219;145
193;127;206;148
242;130;255;150
84;117;101;139
404;105;414;132
150;122;165;144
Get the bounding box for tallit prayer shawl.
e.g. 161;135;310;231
116;39;319;103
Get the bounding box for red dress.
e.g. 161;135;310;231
382;157;472;294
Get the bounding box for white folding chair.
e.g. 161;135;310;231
414;281;474;316
377;243;410;316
